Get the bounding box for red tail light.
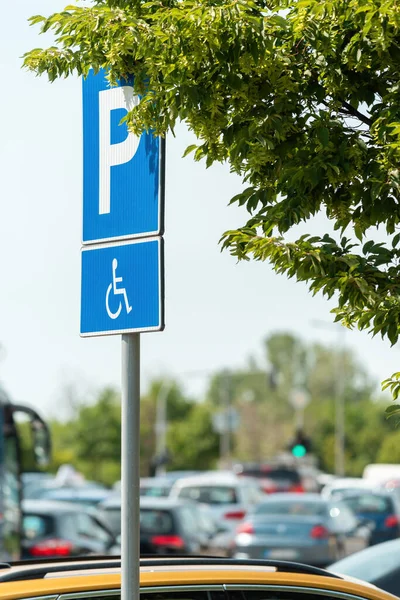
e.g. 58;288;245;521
384;515;399;528
236;521;254;534
289;484;304;493
224;510;246;520
150;535;185;549
30;538;73;557
310;525;329;539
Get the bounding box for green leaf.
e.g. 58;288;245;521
317;127;329;147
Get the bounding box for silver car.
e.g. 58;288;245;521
169;471;265;533
231;493;371;567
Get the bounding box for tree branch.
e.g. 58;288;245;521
339;101;372;127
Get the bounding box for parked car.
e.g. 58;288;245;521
37;486;112;507
140;477;174;497
231;493;371;566
363;463;400;487
21;499;116;559
98;495;228;555
321;478;375;500
337;490;400;545
169;471;264;532
112;471;201;493
234;463;305;493
0;554;395;600
329;537;400;596
97;494;121;535
139;497;222;555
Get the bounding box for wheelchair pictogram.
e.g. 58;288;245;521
106;258;132;320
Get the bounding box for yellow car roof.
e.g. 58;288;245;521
0;558;395;600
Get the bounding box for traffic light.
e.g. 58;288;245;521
288;429;312;457
291;443;307;458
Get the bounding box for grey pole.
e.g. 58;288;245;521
121;333;141;600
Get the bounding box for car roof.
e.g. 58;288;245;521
22;499;97;514
338;489;393;499
43;488;110;499
98;496;195;509
171;471;256;487
258;493;324;502
0;557;395;600
140;477;173;486
328;478;373;489
139;497;193;509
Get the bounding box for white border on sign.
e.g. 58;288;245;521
80;236;164;337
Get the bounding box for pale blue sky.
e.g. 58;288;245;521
0;0;399;417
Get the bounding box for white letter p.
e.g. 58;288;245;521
98;86;140;215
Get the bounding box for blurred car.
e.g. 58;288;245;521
98;495;228;555
21;499;116;559
113;471;202;493
0;555;396;600
329;537;400;596
337;490;400;545
234;463;305;493
24;479;107;500
317;473;337;493
231;493;371;566
140;477;174;497
139;497;222;555
169;471;264;531
97;494;122;535
161;470;202;481
321;477;376;500
37;486;112;507
363;463;400;487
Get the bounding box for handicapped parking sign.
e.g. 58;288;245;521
80;238;164;336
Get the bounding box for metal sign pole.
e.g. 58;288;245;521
121;333;141;600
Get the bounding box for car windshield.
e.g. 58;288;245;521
140;509;174;533
330;538;400;581
140;485;171;498
254;501;326;516
329;488;367;499
178;486;238;504
238;468;300;484
22;514;54;540
340;494;392;513
100;507;121;535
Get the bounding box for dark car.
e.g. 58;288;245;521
337;490;400;545
98;495;225;555
234;463;304;493
329;537;400;596
231;493;371;566
21;499;117;559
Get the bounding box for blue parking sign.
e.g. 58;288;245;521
82;69;163;244
80;238;164;336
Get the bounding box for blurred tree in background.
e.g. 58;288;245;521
47;332;398;485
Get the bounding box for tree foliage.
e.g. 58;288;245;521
49;379;218;483
206;332;387;474
23;0;400;398
46;333;399;482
